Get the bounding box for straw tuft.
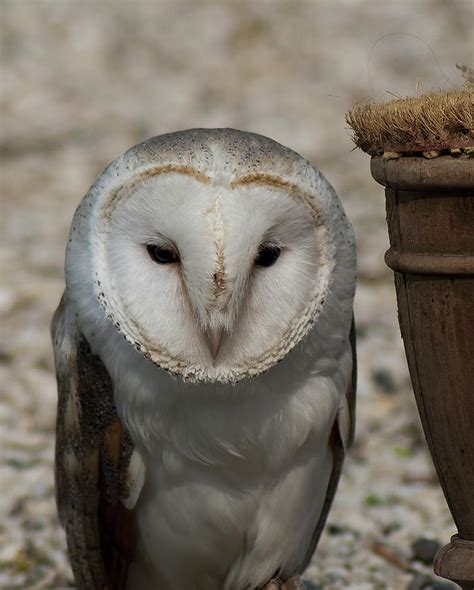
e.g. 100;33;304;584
346;89;473;156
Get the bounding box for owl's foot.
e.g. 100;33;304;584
263;576;306;590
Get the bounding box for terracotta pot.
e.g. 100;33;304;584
371;155;474;589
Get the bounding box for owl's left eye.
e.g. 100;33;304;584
255;245;281;268
147;244;179;264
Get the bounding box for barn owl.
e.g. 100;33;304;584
52;128;356;590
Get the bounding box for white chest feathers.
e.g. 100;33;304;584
120;347;350;590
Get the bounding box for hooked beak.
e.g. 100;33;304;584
206;327;224;359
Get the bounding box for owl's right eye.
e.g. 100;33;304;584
146;244;179;264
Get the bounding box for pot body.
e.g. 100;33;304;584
371;156;474;588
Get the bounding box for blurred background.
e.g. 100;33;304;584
1;1;472;588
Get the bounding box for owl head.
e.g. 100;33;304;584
66;129;355;383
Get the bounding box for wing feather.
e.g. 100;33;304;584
52;292;142;589
301;315;357;570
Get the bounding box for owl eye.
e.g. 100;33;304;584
147;244;179;264
255;245;281;268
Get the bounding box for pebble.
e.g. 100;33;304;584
411;538;442;565
372;368;397;395
407;573;457;590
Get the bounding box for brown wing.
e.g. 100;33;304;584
52;292;139;590
300;315;357;570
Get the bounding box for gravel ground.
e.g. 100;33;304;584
1;2;472;589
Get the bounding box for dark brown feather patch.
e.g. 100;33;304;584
52;292;137;590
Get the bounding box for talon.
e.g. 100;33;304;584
263;576;306;590
282;576;306;590
263;579;283;590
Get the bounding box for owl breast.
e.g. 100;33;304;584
122;348;348;590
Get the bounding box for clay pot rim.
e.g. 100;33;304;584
371;155;474;191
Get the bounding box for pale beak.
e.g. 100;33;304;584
207;327;224;359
